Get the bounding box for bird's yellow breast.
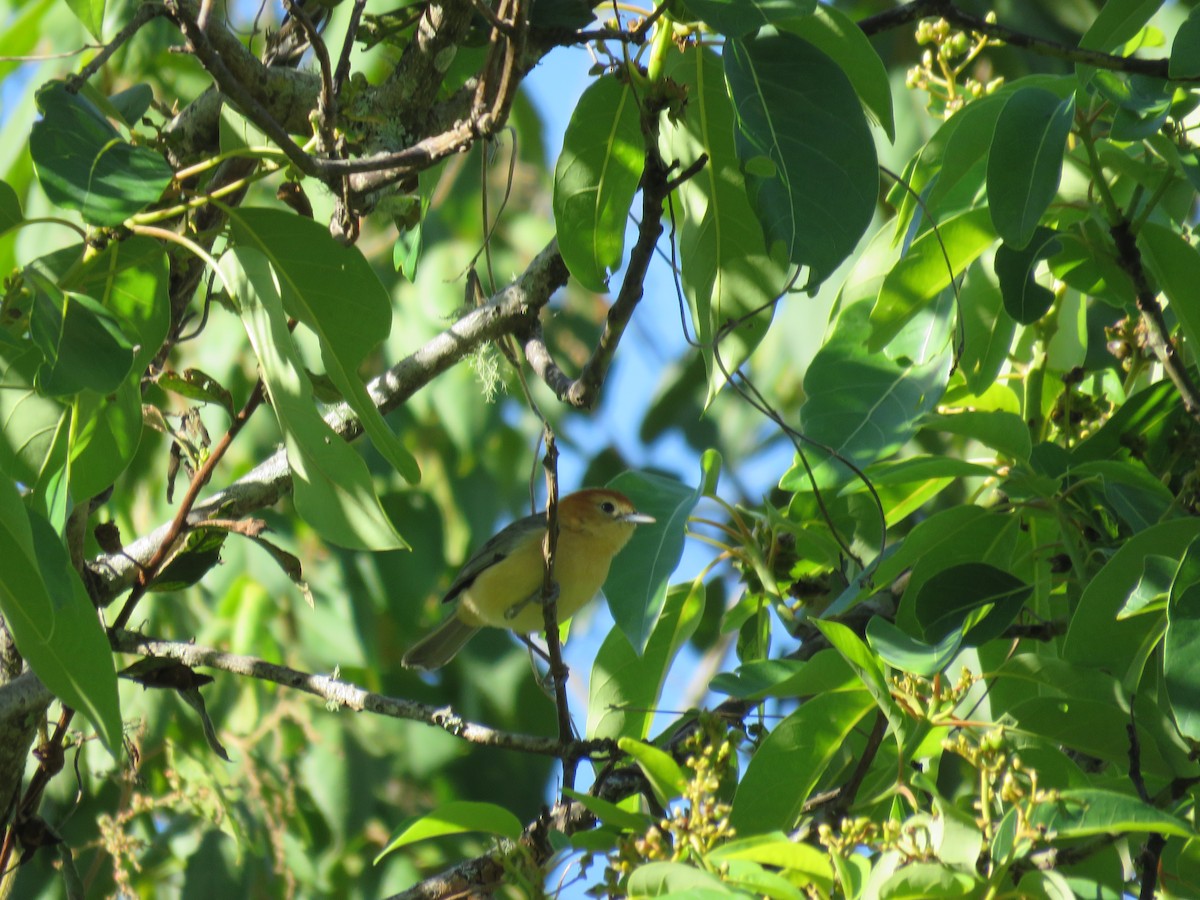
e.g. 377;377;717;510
455;520;634;633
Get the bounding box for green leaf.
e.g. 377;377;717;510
617;737;688;807
375;801;522;861
779;5;894;141
69;381;142;500
724;32;877;287
0;347;67;485
30;81;172;226
792;301;951;489
1079;0;1163;54
683;0;815;37
228;207;419;484
709;650;855;700
63;235;171;375
954;263;1015;394
986;88;1074;250
108;84;153;126
1173;7;1200;78
879;863;978;898
221;247;407;551
0;480;122;754
866;617;963;677
662;46;788;403
922;411;1032;463
588;580;703;740
604;470;698;651
561;788;652;832
868;207;994;351
28;273;134;397
552;74;645;291
994;228;1062;323
1064;519;1200;679
0;179;22;233
64;0;104;40
627;862;732;897
706;833;833;885
1047;789;1192;839
730;689;874;833
913;562;1031;645
1136;222;1200;358
1165;538;1200;740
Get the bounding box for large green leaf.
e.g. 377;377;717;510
222;247;406;552
604;470;698;651
376;801;522;861
1136;222;1200;358
1171;6;1200;78
27;272;134;397
68;380;142;501
228;208;419;484
552;74;645;292
724;32;877;288
868;207;994;352
0;346;64;485
662;46;787;403
792;301;951;489
912;562;1032;645
64;0;104;39
684;0;816;37
30;81;172;226
0;178;22;233
0;479;122;754
780;4;895;141
588;580;704;740
730;689;874;834
1165;538;1200;740
986;88;1074;250
64;235;171;374
994;228;1062;324
957;261;1015;395
1045;789;1192;839
1064;519;1200;680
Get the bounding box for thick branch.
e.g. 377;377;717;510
110;631;611;758
90;241;568;603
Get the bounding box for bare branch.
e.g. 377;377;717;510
109;630;613;758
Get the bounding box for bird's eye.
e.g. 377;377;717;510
600;500;616;514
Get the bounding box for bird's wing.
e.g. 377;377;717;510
442;511;545;604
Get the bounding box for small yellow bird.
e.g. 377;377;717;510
401;489;655;670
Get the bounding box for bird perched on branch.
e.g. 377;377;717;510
402;489;654;670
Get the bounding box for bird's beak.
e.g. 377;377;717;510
624;512;656;525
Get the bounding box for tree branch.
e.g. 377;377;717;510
1109;220;1200;424
109;631;613;758
858;0;1196;82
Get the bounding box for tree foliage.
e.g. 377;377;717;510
3;0;1200;897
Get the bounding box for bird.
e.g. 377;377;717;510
401;489;655;670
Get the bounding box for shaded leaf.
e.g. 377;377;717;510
724;32;876;287
0;481;122;754
30;81;171;226
228;207;419;483
684;0;816;37
222;247;407;551
994;228;1062;323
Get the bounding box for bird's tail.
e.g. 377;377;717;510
401;617;479;670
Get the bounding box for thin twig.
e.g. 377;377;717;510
111;378;268;630
67;2;166;92
333;0;367;95
537;431;576;786
279;0;337;153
